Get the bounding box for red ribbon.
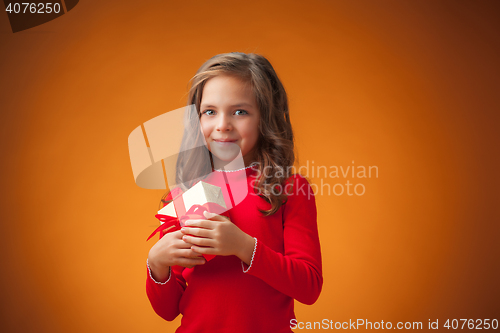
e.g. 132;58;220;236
147;202;230;261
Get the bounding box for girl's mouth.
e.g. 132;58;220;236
213;140;237;145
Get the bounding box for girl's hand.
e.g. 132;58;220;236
148;229;206;281
180;211;256;264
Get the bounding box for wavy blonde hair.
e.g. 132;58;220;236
161;52;295;216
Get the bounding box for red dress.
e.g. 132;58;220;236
146;165;323;333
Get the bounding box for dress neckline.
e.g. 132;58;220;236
214;164;257;173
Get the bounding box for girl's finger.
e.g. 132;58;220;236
182;235;214;247
174;257;206;267
184;219;216;229
181;226;211;238
170;230;185;238
178;249;204;258
174;238;196;249
203;210;230;222
190;245;215;255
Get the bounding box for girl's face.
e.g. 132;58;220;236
200;74;260;166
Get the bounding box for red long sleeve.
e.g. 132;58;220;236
146;264;186;321
145;166;323;333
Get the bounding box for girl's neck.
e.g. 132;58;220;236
212;150;257;171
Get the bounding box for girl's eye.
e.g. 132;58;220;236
202;110;215;116
202;109;247;116
234;110;248;116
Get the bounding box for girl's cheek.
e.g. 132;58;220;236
200;126;210;138
200;121;213;136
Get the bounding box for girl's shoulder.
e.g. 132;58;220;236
287;172;309;181
285;172;312;186
283;172;315;200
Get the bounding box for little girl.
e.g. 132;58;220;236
146;52;322;333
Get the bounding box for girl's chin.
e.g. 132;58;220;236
210;150;241;162
208;142;242;162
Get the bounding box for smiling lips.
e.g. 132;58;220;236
213;139;237;145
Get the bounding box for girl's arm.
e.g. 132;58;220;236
240;174;323;305
146;259;186;321
146;229;206;321
146;186;205;321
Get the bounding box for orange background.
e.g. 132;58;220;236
1;1;499;332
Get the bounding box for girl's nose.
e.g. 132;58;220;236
216;114;232;131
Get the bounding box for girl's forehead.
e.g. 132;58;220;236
201;75;256;105
204;74;251;88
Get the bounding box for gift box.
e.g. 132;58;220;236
157;181;227;226
147;180;229;262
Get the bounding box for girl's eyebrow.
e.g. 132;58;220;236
201;103;253;109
